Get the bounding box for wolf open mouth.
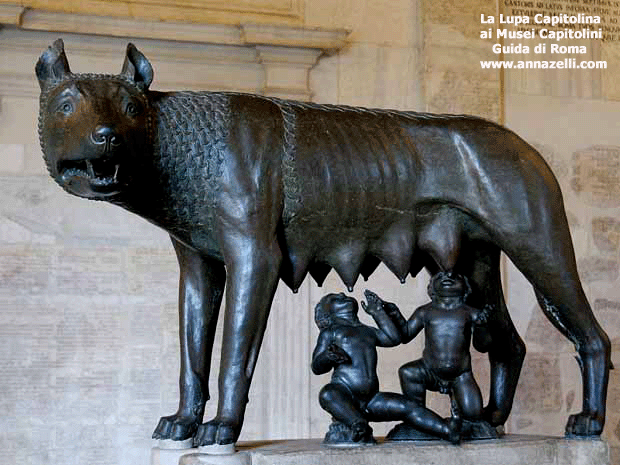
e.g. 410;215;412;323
59;157;120;188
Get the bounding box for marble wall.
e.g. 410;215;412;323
0;0;619;464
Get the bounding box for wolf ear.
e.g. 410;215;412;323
35;39;71;90
121;43;153;90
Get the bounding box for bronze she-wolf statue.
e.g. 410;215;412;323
35;39;611;445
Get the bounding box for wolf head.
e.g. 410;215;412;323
36;39;154;200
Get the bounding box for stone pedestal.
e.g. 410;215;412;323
153;435;609;465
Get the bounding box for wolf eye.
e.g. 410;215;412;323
58;101;74;115
125;102;140;117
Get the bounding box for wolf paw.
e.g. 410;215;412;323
565;412;604;437
152;413;200;441
482;406;507;427
194;419;239;446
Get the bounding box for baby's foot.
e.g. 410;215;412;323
351;421;374;443
445;417;462;444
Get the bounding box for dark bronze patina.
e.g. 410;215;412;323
388;273;498;442
312;288;491;444
36;39;611;445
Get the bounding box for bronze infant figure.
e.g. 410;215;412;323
389;272;498;442
312;291;400;445
36;39;611;445
312;289;464;445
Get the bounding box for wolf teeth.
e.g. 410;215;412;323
86;160;96;178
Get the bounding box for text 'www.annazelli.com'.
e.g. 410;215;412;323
480;59;607;69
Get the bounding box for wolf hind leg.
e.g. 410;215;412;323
502;216;611;436
534;288;611;436
455;243;526;428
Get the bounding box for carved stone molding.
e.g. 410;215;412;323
0;3;22;24
0;5;349;101
0;5;348;50
0;0;305;26
257;46;322;100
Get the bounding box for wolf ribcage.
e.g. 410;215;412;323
146;91;520;293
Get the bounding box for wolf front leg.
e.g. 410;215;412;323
456;244;526;428
153;237;226;442
194;235;282;446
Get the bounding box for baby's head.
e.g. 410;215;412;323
314;293;359;329
314;297;333;330
428;272;471;301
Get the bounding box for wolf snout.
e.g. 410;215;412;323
90;125;122;150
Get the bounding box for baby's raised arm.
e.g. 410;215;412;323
403;306;427;344
362;290;401;347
